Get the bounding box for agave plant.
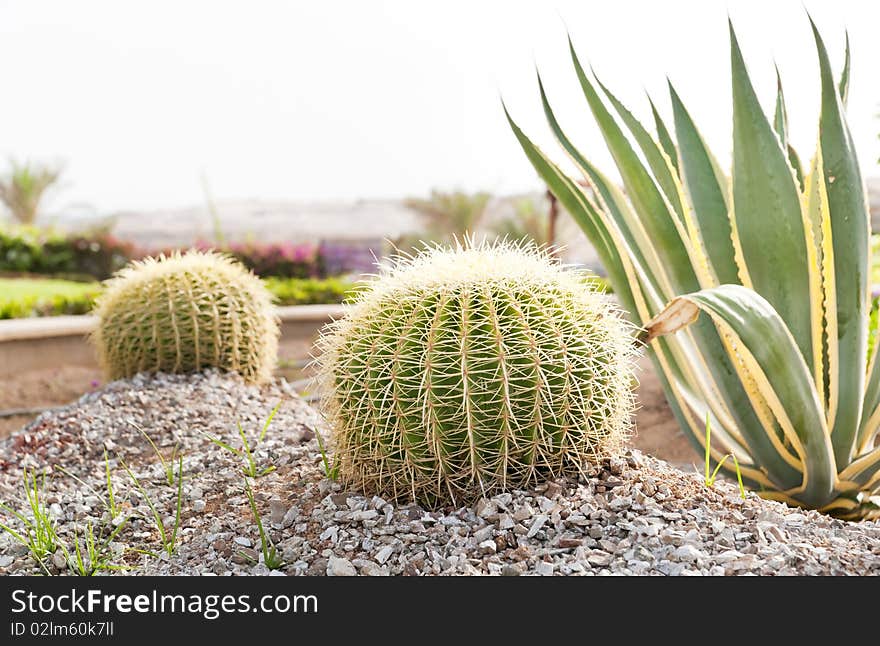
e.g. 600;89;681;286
506;18;880;519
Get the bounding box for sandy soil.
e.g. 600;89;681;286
0;366;102;438
629;357;697;467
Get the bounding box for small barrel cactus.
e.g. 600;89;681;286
92;250;279;384
317;240;636;505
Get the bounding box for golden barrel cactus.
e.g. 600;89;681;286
317;240;636;505
92;250;279;384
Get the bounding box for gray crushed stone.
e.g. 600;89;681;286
0;371;878;576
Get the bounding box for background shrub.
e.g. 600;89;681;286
0;276;358;319
0;226;140;279
220;240;320;278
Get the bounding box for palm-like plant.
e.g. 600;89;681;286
0;160;63;225
405;190;491;242
507;18;880;519
491;195;554;247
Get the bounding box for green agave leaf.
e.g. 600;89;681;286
773;67;787;145
536;73;666;306
839;31;851;105
567;37;700;296
859;353;880;455
503;104;636;315
729;21;814;369
534;63;802;491
837;445;880;490
648;96;679;174
593;76;685;220
668;82;739;285
803;150;831;417
646;284;836;507
810;17;870;465
772;67;804;186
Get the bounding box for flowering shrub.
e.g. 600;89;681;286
1;224;384;281
0;226;139;279
224;240;320;278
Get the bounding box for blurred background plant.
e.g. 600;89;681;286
207;240;321;279
403;189;491;245
490;192;555;247
0;160;64;225
0;275;358;320
200;171;225;247
0;225;135;280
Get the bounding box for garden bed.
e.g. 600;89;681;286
0;275;359;319
1;371;877;576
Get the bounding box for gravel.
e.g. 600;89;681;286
0;370;878;576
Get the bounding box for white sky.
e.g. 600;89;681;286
0;0;877;213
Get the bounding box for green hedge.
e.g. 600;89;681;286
0;276;359;320
0;292;98;319
263;276;361;306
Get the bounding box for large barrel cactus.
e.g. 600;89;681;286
92;250;279;384
317;240;636;504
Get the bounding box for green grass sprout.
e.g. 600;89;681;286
205;404;280;478
314;429;338;481
259;401;282;442
0;468;59;572
60;519;130;576
104;448;119;518
243;479;284;570
704;413;747;499
137;427;180;487
121;456;184;557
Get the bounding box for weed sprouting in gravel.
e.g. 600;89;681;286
60;519;131;576
122;456;184;557
205;402;281;478
243;479;284;570
258;401;281;443
104;448;120;519
703;414;746;499
314;429;338;481
0;468;59;573
138;427;182;487
56;457;124;522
